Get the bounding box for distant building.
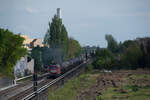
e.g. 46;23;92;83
20;35;44;50
30;38;44;48
20;35;33;50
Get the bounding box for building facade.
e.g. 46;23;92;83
20;34;44;50
14;56;34;78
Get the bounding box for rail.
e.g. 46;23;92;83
16;73;49;81
15;75;32;81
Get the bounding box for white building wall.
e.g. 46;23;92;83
14;56;34;78
26;59;34;74
14;57;26;77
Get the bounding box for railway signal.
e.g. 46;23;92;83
33;73;38;92
33;59;39;100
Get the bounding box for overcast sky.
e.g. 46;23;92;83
0;0;150;47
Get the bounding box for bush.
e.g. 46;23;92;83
85;64;93;72
0;28;27;76
131;85;139;92
120;43;143;69
93;48;114;70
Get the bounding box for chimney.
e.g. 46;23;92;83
57;8;61;19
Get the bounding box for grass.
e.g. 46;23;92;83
99;85;150;100
0;73;3;77
98;73;150;100
125;74;150;87
48;71;97;100
49;69;150;100
129;74;150;80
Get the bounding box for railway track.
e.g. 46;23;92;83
8;79;52;100
0;59;91;100
22;59;91;100
0;80;31;97
0;73;49;100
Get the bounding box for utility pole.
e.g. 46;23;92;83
33;59;39;100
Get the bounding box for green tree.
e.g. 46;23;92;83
105;34;119;53
0;28;27;76
44;15;69;60
41;47;52;66
121;43;143;69
93;48;114;69
68;37;82;58
61;25;69;59
122;40;136;51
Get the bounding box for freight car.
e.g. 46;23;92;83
48;56;84;78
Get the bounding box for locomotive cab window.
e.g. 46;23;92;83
50;65;57;69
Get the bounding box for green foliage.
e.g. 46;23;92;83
49;73;96;100
120;43;143;69
131;85;139;92
85;64;94;72
40;47;52;66
44;15;82;62
96;48;114;59
105;34;119;53
93;48;114;70
44;15;69;60
118;40;136;53
0;28;27;76
138;40;150;67
68;37;82;58
104;34;146;69
101;85;150;100
43;31;50;47
123;40;136;48
61;25;69;58
95;96;102;100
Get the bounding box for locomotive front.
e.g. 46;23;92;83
49;64;61;77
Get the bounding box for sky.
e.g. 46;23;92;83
0;0;150;47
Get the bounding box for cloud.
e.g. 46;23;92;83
26;7;38;13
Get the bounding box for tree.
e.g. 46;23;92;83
0;28;27;76
105;34;119;53
95;48;114;59
43;31;50;47
60;25;69;59
121;43;143;69
93;48;114;70
44;15;69;61
68;37;82;58
41;47;52;67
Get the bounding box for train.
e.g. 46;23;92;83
48;55;86;78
